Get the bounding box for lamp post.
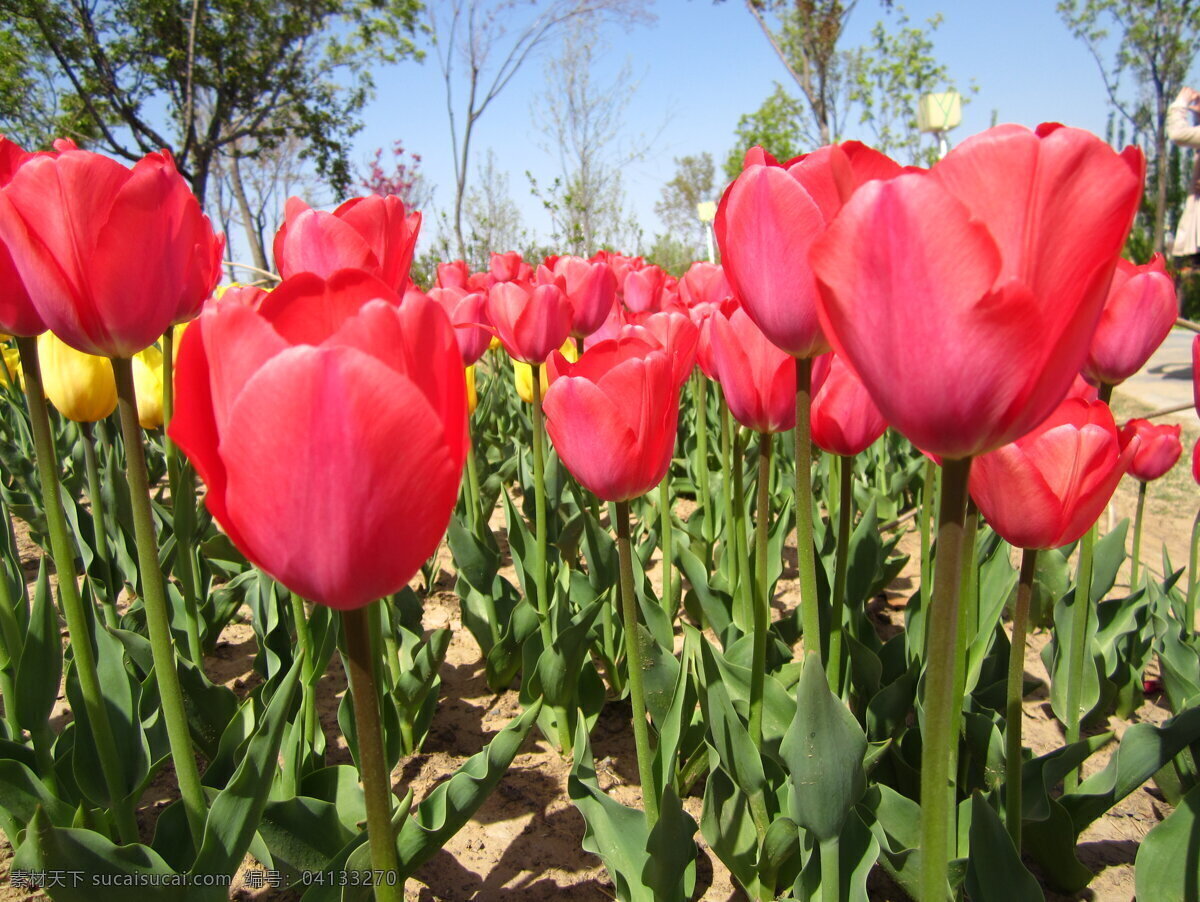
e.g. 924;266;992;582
697;200;717;263
918;90;963;159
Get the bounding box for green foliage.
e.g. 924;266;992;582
725;84;808;179
654;153;716;256
0;0;422;201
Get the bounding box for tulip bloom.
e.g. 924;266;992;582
810;353;887;456
37;332;116;423
0;137;45;337
554;256;617;338
513;339;579;403
543;336;680;502
133;346;165;429
811;124;1143;461
427;287;491;365
623;310;699;386
1082;254;1176;386
678;262;734;311
716;142;901;360
708;306;796;434
170;268;467;610
490;251;532;284
487;281;573;364
1121;419;1183;481
273;195;421;292
970;399;1137;550
0;147;224;357
622;265;670;314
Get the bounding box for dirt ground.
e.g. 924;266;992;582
0;400;1196;901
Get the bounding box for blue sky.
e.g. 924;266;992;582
347;0;1153;256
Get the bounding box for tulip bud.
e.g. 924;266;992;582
38;332;116;422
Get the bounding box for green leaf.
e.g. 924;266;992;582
1134;782;1200;902
190;650;304;878
965;793;1043;901
0;759;73;841
781;654;867;842
395;701;542;875
13;806;179;902
13;561;59;731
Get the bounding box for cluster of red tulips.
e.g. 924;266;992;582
0;116;1197;902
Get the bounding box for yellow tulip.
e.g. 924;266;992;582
488;334;503;352
1;345;21;388
38;332;117;422
512;340;579;404
465;365;477;416
133;345;165;429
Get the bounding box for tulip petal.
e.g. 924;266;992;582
969;446;1064;550
221;346;458;609
259;269;400;345
543;375;639;501
276;209;376;281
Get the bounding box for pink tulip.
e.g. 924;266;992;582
622;264;671;314
427;287;491;365
622;309;699;386
554;256;618;339
273;195;420;292
1082;254;1176;385
0;146;223;357
490;251;532;285
810;353;887;456
811;123;1144;460
678;262;734;310
170;268;466;610
0;136;44;336
708;305;796;434
487;281;573;364
543;336;680;502
1121;418;1184;481
970;398;1137;549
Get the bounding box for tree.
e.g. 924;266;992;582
530;23;645;254
433;149;529;269
0;0;422;205
1058;0;1200;254
428;0;653;260
655;153;716;256
724;85;808;178
360;140;434;210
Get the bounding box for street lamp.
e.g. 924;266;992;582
918;90;963;159
697;201;717;263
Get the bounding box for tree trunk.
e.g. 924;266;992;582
228;154;271;274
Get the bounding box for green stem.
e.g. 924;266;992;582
949;500;980;805
1005;548;1038;852
290;593;318;753
342;604;403;902
732;426;751;632
1188;510;1200;635
919;456;972;902
695;375;712;555
829;455;853;697
81;423;118;629
819;837;841;902
659;476;674;619
1064;523;1096;792
111;354;207;846
465;439;482;536
920;458;935;593
720;396;737;597
0;500;25;736
530;365;571;756
1131;481;1147;592
795;357;822;665
16;339;138;843
162;328;203;663
749;433;772;749
616;500;660;827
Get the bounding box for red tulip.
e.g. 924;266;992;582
0;147;224;357
622;309;699;385
811;124;1144;460
427;287;491;365
1192;439;1200;485
437;260;470;289
543;336;680;502
1121;418;1183;481
490;251;532;285
169;268;467;610
273;195;420;292
708;305;796;434
1082;254;1176;385
622;264;672;314
810;353;887;456
678;262;733;310
969;398;1137;549
554;256;617;338
0;137;45;337
1193;336;1200;415
715;142;902;359
1066;374;1100;403
487;281;573;364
